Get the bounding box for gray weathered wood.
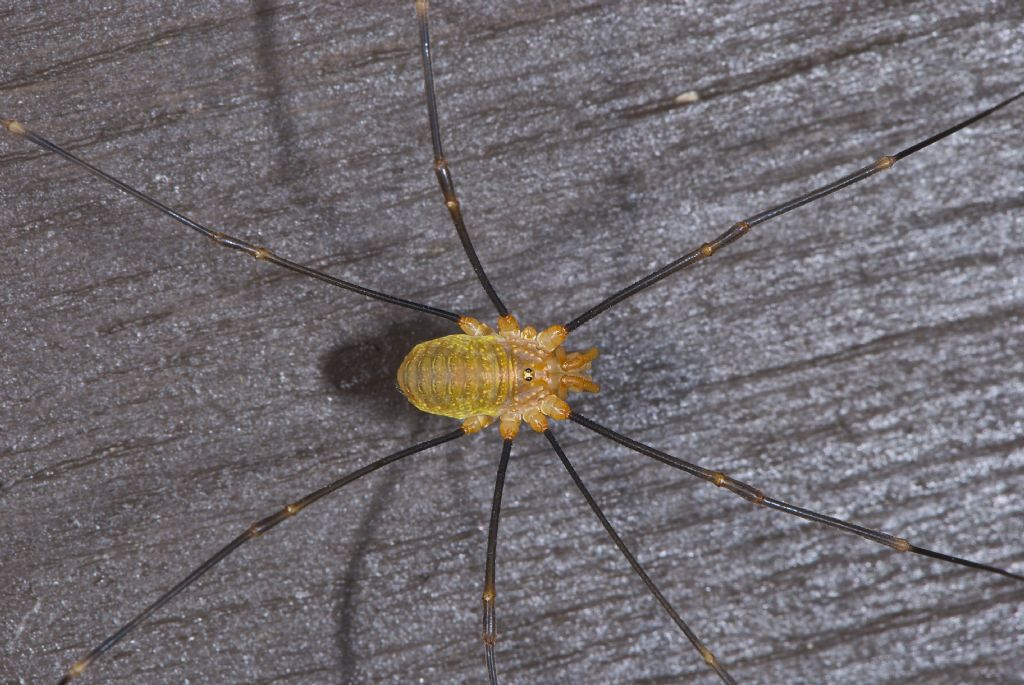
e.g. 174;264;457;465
2;2;1022;684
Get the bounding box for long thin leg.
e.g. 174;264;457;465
55;427;466;685
564;89;1024;332
414;0;509;317
482;438;513;685
544;430;735;685
0;119;461;323
571;412;1024;582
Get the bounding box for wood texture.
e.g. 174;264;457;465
2;2;1022;684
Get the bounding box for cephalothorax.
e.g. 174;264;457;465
398;315;599;438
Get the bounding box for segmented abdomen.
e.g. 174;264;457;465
397;334;511;419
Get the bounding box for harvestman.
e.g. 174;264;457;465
3;2;1022;683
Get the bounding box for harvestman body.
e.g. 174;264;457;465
3;1;1022;683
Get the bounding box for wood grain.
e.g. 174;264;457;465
2;2;1022;684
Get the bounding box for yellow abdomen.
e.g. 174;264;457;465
397;334;512;419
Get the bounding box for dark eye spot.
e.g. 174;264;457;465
523;368;534;381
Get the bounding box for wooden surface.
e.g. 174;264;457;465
2;2;1022;684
